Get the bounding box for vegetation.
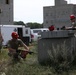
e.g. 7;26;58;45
14;21;43;29
0;42;76;75
26;22;43;29
14;21;25;25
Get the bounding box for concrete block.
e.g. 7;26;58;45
41;30;76;38
41;32;49;38
38;30;76;64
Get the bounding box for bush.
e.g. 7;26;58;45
47;41;76;72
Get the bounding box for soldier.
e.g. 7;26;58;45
66;14;76;30
7;32;30;61
48;25;55;31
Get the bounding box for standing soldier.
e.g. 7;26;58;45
66;14;76;30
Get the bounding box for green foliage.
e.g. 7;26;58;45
47;42;76;73
14;21;25;25
14;21;43;29
5;62;55;75
0;48;9;60
1;42;76;75
26;22;43;29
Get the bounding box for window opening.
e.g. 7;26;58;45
6;0;9;4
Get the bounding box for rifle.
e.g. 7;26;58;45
18;49;37;59
8;49;37;59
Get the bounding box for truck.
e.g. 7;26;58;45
0;25;31;46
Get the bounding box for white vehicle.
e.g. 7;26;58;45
0;25;31;46
30;28;49;41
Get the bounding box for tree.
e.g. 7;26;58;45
26;22;43;29
14;21;43;29
14;21;25;25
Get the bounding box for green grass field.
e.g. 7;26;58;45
0;42;76;75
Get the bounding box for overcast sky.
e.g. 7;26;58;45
14;0;76;24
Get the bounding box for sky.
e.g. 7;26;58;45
14;0;76;24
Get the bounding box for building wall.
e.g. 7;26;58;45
55;0;67;6
43;4;76;29
0;0;13;25
73;5;76;16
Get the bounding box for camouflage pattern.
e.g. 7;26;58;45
7;39;24;50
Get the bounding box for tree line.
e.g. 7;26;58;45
14;21;43;29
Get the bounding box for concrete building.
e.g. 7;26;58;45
0;0;13;25
43;0;76;29
55;0;67;6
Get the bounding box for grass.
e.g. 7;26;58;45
0;42;76;75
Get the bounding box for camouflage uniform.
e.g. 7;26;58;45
7;39;24;60
8;39;24;50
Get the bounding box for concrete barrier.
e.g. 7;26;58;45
38;30;76;64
